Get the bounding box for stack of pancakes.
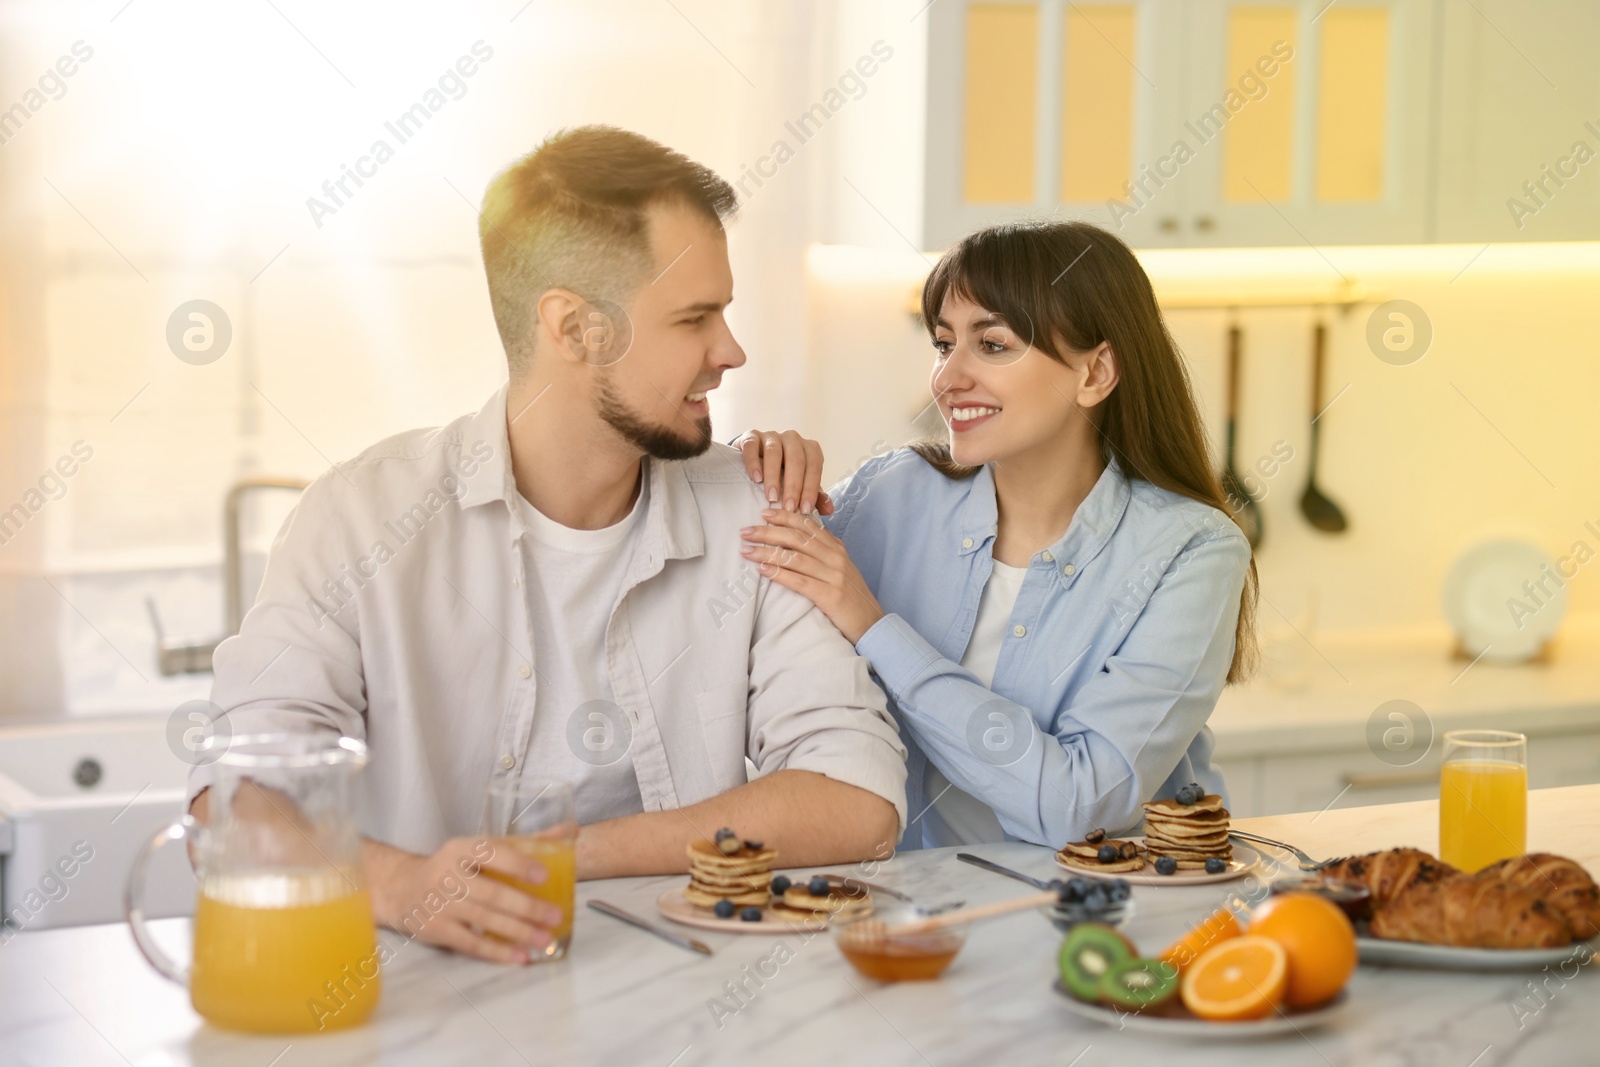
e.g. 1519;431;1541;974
683;838;778;909
1140;794;1232;869
1057;837;1145;873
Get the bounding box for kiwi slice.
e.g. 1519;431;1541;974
1057;923;1137;1002
1097;957;1180;1011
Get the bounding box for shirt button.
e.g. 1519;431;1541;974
1012;624;1027;638
499;754;515;770
512;575;521;587
962;537;974;549
1062;564;1076;576
1041;551;1053;563
518;663;532;679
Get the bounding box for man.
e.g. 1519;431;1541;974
188;126;906;964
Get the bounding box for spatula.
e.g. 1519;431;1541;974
1299;320;1348;533
1220;322;1262;547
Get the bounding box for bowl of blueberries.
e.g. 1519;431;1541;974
1041;876;1135;934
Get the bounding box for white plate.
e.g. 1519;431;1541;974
1055;841;1263;886
1052;982;1349;1037
656;887;848;934
1356;934;1597;971
1441;538;1564;662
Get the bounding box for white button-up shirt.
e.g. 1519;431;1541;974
191;387;907;851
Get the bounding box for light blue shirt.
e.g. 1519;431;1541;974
826;450;1251;850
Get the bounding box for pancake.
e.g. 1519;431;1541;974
1142;795;1226;817
687;868;773;891
1057;850;1145;873
780;883;870;913
683;883;772;908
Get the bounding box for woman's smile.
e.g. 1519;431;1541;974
948;404;1001;432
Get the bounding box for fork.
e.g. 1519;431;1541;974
1228;830;1341;872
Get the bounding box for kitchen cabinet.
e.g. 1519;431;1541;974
924;0;1600;248
1221;723;1600;818
1431;0;1600;242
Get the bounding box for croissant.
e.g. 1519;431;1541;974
1319;848;1459;909
1475;852;1600;940
1369;871;1571;948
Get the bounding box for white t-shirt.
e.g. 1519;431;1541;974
922;559;1027;845
514;479;648;825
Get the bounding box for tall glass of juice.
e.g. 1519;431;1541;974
1439;729;1527;872
481;778;577;960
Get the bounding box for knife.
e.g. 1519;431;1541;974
956;851;1055;890
587;899;714;956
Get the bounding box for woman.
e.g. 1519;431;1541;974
737;221;1257;850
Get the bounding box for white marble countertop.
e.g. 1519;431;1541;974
1209;624;1600;757
3;787;1598;1067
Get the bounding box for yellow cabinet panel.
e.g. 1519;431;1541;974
1221;6;1297;202
1316;6;1390;202
1060;4;1137;202
963;3;1038;203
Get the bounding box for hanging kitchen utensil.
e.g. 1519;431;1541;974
1299;319;1348;533
1220;322;1262;547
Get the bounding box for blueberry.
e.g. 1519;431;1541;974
771;874;792;894
743;840;765;851
740;906;763;922
1109;879;1130;901
713;898;735;918
1174;786;1197;806
1205;857;1226;875
714;827;736;841
1097;844;1120;864
1154;856;1178;876
808;875;831;896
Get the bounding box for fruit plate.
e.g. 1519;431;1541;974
1355;934;1598;971
1051;981;1349;1038
1054;841;1263;886
657;888;854;934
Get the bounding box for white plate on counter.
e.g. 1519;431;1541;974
1054;841;1263;886
1356;934;1597;971
1052;982;1349;1037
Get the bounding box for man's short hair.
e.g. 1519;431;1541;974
478;125;738;371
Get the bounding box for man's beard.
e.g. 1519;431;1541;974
594;374;712;461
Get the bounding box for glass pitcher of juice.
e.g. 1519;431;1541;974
125;733;381;1033
1439;729;1527;872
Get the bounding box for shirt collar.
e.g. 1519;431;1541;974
1052;455;1131;578
457;384;515;510
957;455;1132;577
455;384;704;563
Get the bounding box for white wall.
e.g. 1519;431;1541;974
0;0;933;717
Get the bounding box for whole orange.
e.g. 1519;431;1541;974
1246;892;1357;1008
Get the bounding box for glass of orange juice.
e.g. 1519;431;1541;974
1439;729;1527;872
482;778;577;961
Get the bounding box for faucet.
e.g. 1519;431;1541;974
148;476;309;675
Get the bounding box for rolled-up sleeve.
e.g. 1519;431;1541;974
743;578;909;834
856;532;1249;846
187;475;369;807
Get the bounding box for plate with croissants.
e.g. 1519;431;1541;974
1313;848;1600;970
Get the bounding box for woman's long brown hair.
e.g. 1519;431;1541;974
914;221;1258;683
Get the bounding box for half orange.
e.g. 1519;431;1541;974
1180;935;1288;1022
